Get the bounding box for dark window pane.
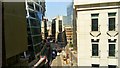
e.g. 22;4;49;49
28;2;34;9
31;28;40;35
91;14;99;17
108;65;116;68
92;44;98;56
109;44;115;56
59;20;62;32
92;64;99;68
108;12;116;16
28;36;32;45
109;18;115;31
33;36;41;45
92;19;98;31
29;11;36;18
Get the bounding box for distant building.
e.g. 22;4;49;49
64;26;73;45
67;2;77;50
51;16;67;47
62;16;68;27
41;18;48;39
51;16;65;40
2;2;28;66
25;0;46;64
74;0;120;67
51;18;56;40
67;2;73;27
47;21;52;36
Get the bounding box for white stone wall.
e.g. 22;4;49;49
77;8;119;67
118;6;120;68
74;0;120;5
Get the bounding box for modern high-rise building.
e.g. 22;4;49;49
51;16;64;40
74;0;120;67
2;2;28;66
51;16;67;47
67;2;77;50
25;0;46;64
67;2;73;27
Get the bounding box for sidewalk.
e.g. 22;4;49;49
62;46;78;66
68;47;77;66
51;55;62;66
60;51;71;66
51;47;77;67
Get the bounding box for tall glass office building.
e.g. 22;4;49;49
67;2;73;27
25;0;46;63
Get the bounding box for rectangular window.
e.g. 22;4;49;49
59;20;62;32
92;44;98;56
91;14;99;31
92;64;99;68
108;12;116;31
92;19;98;31
108;65;116;68
109;18;115;31
109;44;115;56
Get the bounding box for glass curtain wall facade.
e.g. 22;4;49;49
67;2;73;27
25;0;45;62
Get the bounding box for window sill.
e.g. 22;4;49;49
91;56;100;58
107;56;117;59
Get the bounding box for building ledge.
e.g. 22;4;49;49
107;56;118;59
91;56;100;58
107;31;119;37
90;31;101;37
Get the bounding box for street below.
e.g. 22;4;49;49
51;55;62;67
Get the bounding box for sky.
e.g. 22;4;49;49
45;0;72;20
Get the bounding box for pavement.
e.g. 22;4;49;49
50;44;78;68
69;48;77;66
51;55;62;68
51;51;77;68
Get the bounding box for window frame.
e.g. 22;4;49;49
108;12;116;31
92;44;99;56
108;44;116;57
91;13;99;31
